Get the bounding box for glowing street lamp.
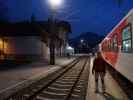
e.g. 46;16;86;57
80;39;84;43
49;0;62;9
48;0;63;17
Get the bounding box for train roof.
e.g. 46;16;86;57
102;8;133;42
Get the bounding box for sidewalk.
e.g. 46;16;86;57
86;57;129;100
0;56;76;98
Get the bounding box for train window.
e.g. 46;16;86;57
113;35;117;43
112;34;118;52
108;42;110;50
122;24;132;53
110;40;113;51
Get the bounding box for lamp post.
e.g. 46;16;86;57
48;0;62;65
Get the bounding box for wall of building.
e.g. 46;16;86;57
42;42;50;61
0;36;49;62
6;36;41;55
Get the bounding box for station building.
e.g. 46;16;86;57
0;20;71;63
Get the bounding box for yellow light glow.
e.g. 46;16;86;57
0;38;3;49
0;38;9;60
0;38;3;59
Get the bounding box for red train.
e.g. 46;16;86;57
100;9;133;83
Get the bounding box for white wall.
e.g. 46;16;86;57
6;36;41;55
42;42;50;61
3;36;49;61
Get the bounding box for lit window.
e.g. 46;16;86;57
122;24;132;53
0;38;4;59
0;38;3;49
112;34;118;52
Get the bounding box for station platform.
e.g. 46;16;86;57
0;57;76;98
0;56;131;99
86;57;129;100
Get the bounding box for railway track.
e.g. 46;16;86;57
6;56;90;100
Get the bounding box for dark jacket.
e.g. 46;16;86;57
92;57;106;73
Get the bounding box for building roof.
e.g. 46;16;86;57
0;20;71;36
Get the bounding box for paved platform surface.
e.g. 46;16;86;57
86;57;129;100
0;57;75;97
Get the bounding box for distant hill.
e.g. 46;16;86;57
69;32;104;53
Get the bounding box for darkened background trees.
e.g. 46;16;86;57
0;1;8;24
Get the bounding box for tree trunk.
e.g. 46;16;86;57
50;37;55;65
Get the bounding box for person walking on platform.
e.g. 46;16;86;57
92;52;107;93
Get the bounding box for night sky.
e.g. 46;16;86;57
3;0;133;37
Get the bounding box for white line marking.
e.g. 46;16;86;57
56;81;74;84
48;86;69;91
62;77;76;79
71;94;79;97
42;91;67;96
53;83;72;87
60;79;76;81
36;96;52;100
74;89;80;92
63;76;78;78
